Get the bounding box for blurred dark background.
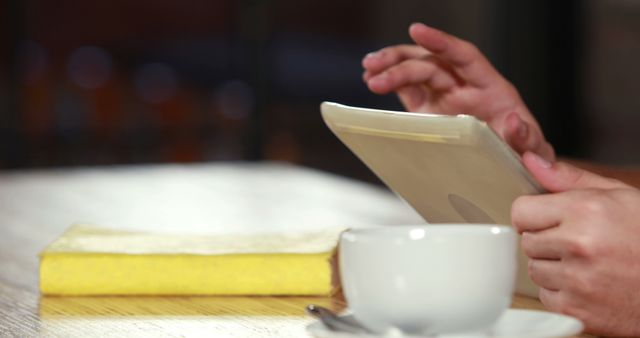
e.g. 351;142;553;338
1;0;639;182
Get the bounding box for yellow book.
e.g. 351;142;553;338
40;225;343;296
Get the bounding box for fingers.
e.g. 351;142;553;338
408;22;499;88
517;152;631;228
363;22;502;91
538;287;561;311
499;113;556;162
512;194;567;233
497;112;531;153
366;57;458;95
408;23;467;66
521;231;565;260
503;112;528;146
520;227;566;260
396;86;429;113
523;152;628;193
528;259;564;291
362;45;428;77
537;142;557;164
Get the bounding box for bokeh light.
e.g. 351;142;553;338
133;63;178;104
67;46;113;89
214;80;254;120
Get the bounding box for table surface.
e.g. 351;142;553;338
0;162;588;337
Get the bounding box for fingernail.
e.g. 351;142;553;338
410;22;425;30
365;51;379;59
517;121;528;139
527;151;552;169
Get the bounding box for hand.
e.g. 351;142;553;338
512;152;640;336
362;23;555;161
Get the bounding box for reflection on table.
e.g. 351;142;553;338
40;296;344;337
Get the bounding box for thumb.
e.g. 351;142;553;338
502;112;555;162
523;151;626;192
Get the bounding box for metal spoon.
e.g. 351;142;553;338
305;304;373;334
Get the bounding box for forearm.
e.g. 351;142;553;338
562;158;640;189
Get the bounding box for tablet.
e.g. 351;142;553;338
320;101;543;297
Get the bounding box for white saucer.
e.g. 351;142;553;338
306;309;584;338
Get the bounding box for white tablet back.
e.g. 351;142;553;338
321;101;543;297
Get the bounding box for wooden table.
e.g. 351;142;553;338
0;162;586;337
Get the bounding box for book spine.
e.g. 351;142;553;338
40;253;334;296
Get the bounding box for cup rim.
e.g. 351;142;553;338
342;224;513;239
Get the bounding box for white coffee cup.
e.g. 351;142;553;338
339;224;517;335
